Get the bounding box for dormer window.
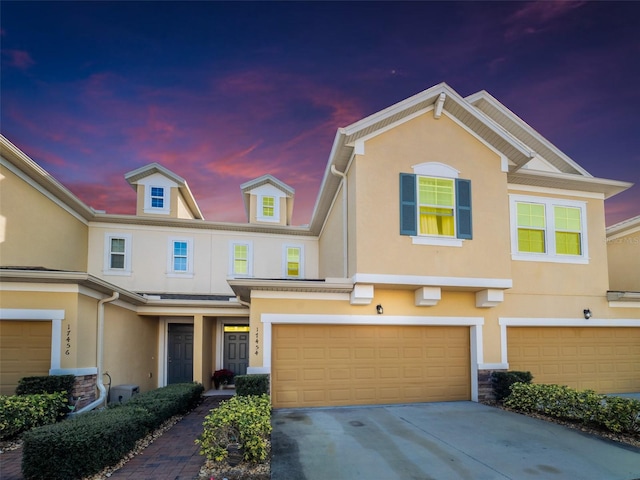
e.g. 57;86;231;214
143;182;170;214
258;195;279;222
150;187;165;208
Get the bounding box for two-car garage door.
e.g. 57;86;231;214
271;324;470;408
507;327;640;394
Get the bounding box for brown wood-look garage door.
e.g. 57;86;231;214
271;324;470;408
0;320;51;395
507;327;640;393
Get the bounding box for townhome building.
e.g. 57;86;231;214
1;82;638;409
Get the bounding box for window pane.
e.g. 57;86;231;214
151;187;164;208
262;196;275;217
517;203;545;228
234;245;248;274
556;231;581;255
174;242;187;256
110;254;125;269
419;207;454;236
554;206;581;231
110;238;125;253
287;247;300;276
418;177;454;207
174;257;187;271
518;228;545;253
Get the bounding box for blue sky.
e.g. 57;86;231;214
2;1;639;225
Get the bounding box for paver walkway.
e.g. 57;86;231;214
0;393;227;480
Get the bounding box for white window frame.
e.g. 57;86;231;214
257;195;280;223
167;237;194;277
229;241;253;277
411;162;463;247
509;194;589;264
282;244;304;278
145;185;170;214
103;233;132;275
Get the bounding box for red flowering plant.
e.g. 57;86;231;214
212;369;235;388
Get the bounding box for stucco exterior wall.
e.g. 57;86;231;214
87;223;319;293
608;226;640;292
0;164;88;271
507;188;610;296
318;183;346;278
103;303;158;393
351;112;512;281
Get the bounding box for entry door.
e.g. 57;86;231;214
167;324;194;384
224;329;248;376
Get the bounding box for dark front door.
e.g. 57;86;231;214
224;330;248;376
168;324;193;384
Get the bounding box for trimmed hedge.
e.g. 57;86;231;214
197;394;272;463
21;382;204;480
16;375;76;395
22;407;152;480
490;371;533;402
505;383;640;436
234;374;269;397
0;392;69;441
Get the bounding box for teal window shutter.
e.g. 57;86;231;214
400;173;417;235
456;178;472;239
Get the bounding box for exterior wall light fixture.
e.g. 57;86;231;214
376;304;383;314
583;308;592;319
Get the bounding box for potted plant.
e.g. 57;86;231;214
212;368;235;389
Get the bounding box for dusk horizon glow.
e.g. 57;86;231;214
2;1;638;226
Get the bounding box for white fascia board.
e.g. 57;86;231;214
499;317;640;327
262;313;484;326
606;215;640;238
352;273;512;290
124;163;186;186
507;183;605;199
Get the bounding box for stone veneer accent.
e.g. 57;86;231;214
70;374;97;409
477;369;506;403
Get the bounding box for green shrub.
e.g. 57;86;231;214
127;382;204;428
197;394;271;463
16;375;76;395
21;382;204;480
0;392;69;440
234;374;270;397
22;407;152;480
505;383;640;436
490;371;533;402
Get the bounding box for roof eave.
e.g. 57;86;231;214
0;269;148;305
227;277;354;303
508;170;633;199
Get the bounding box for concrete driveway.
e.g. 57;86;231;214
271;402;640;480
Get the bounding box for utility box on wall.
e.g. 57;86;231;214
109;384;140;404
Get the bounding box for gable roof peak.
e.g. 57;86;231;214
124;162;187;187
240;174;295;196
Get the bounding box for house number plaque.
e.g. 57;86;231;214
254;327;259;356
65;323;72;355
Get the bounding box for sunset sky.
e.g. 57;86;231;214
2;1;639;226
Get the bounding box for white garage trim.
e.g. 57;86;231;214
0;309;65;371
256;314;485;401
498;317;640;368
